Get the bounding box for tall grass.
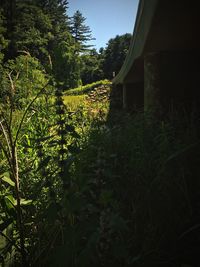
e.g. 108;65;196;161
65;79;111;96
72;110;200;266
1;75;199;266
62;95;86;110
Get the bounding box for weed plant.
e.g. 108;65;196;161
1;76;200;267
72;109;200;267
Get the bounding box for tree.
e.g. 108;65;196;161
102;33;132;79
1;0;53;63
0;9;8;63
80;49;104;85
13;1;53;64
1;1;99;88
70;10;95;53
52;31;81;88
1;0;82;87
32;0;81;87
0;0;16;59
36;0;70;34
0;54;48;107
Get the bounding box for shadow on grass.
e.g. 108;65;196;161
44;85;200;267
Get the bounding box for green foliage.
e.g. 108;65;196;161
0;78;79;265
63;95;86;110
0;75;111;266
1;0;131;90
102;33;132;79
0;9;8;64
38;0;69;27
73;110;200;266
70;10;95;53
1;2;199;266
1;72;200;266
13;1;53;62
0;90;51;266
0;54;48;107
65;79;111;95
52;32;81;88
80;49;104;85
0;0;82;87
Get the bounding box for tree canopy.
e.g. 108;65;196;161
0;0;131;90
102;33;132;79
70;10;95;53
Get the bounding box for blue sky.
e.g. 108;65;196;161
68;0;139;51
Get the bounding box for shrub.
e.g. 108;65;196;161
64;79;111;96
72;110;200;266
0;54;49;108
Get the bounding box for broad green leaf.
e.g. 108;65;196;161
11;198;33;206
5;195;15;208
1;174;15;187
24;134;31;146
20;199;33;206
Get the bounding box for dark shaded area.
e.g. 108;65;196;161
107;92;200;267
112;0;200;116
108;0;200;266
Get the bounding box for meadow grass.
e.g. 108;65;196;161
62;95;86;110
65;79;111;96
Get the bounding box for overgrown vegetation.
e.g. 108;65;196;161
1;70;200;265
1;1;199;266
65;80;111;96
0;1;131;89
80;110;200;266
0;70;111;265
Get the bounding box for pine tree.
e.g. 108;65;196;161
0;0;83;87
0;9;8;63
14;1;53;63
34;0;80;87
0;0;16;59
36;0;70;31
0;0;53;62
70;10;95;53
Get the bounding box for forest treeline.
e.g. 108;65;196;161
0;2;136;266
0;0;131;92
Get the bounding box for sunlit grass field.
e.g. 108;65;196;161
62;95;86;110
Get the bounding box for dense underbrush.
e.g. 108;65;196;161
71;109;200;267
0;80;200;266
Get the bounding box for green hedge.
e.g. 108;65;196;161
64;80;111;96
